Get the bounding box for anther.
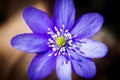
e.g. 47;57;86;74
48;53;52;56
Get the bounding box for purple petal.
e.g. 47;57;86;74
74;39;108;58
71;13;104;38
56;56;72;80
54;0;75;30
28;50;56;80
23;7;53;34
11;33;49;53
69;50;96;78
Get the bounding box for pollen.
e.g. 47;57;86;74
56;36;66;47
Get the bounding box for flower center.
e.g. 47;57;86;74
47;25;77;56
56;36;66;47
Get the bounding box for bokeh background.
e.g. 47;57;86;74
0;0;120;80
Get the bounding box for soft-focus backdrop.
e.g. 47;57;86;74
0;0;120;80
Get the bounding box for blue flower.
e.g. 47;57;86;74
11;0;108;80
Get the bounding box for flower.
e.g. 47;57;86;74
11;0;108;80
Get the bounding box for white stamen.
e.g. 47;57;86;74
47;32;51;34
60;48;63;52
48;38;54;43
57;32;60;36
52;47;57;51
68;52;71;56
62;47;66;52
73;34;77;38
47;42;49;45
58;52;61;55
51;44;55;47
48;45;52;47
63;33;66;37
62;24;65;28
60;29;63;32
65;29;69;33
68;40;72;46
52;34;57;38
48;28;51;31
54;26;58;31
68;47;72;49
54;27;60;36
54;53;58;56
67;33;72;39
47;28;56;36
62;52;65;55
48;53;52;56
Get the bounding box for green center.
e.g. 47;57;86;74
56;36;66;47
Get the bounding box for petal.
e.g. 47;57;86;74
73;39;108;58
69;50;96;78
71;13;104;38
54;0;75;30
11;33;49;53
56;56;72;80
23;7;53;34
28;50;56;80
